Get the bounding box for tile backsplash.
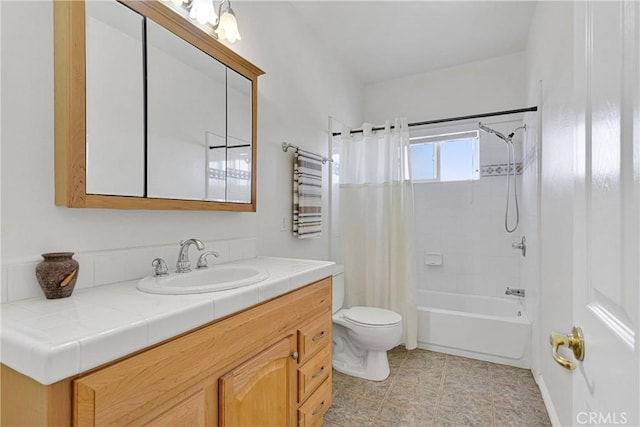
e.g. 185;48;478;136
0;238;256;303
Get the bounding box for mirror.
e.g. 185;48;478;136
54;0;264;211
85;1;144;197
225;69;253;203
146;19;226;201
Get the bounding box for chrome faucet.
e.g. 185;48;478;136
176;238;205;273
505;287;525;297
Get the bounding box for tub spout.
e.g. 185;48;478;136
505;287;525;297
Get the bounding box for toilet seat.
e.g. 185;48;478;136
343;306;402;327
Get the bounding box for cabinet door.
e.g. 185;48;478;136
219;336;296;427
141;389;207;427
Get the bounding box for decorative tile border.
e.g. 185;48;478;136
480;162;523;177
208;168;251;180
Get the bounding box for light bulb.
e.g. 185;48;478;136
215;10;241;42
216;27;226;41
189;0;217;26
170;0;183;6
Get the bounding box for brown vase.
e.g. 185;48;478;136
35;252;79;299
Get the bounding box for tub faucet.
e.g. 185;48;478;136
176;238;205;273
505;287;525;297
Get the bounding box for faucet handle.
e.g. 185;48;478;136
196;251;220;269
152;258;169;276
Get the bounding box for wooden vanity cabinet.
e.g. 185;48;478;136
219;336;297;426
0;277;332;427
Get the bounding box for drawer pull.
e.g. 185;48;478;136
311;401;325;416
292;351;299;361
312;331;326;342
311;366;325;379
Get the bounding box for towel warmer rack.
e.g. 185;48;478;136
282;142;333;165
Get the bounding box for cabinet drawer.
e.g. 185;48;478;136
298;376;332;427
298;313;332;364
298;343;332;403
294;277;332;321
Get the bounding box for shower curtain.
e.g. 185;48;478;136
338;119;417;349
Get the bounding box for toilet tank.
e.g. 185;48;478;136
332;264;345;314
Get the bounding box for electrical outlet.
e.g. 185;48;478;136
280;216;287;232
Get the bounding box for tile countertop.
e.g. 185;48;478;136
0;256;334;385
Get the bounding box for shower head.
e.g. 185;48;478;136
478;122;508;142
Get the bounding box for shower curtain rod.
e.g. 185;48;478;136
331;106;538;137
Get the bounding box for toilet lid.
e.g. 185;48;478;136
343;306;402;326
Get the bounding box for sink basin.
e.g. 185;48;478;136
137;266;269;295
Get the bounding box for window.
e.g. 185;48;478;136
408;131;479;182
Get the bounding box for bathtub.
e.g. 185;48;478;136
417;290;531;368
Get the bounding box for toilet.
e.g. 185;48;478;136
332;265;403;381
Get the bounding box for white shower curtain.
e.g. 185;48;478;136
338;118;418;349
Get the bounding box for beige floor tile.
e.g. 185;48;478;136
396;366;444;386
388;350;408;367
492;382;544;408
437;398;493;426
389;382;440;401
324;395;381;426
377;402;435;426
406;350;447;368
432;416;457;427
489;363;534;386
440;389;492;407
445;356;490;379
328;349;550;427
390;345;409;353
442;373;493;396
360;379;392;401
494;404;551;426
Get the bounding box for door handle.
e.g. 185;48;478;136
549;326;584;370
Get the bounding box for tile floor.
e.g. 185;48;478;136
324;346;551;427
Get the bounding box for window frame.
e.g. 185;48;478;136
408;130;480;183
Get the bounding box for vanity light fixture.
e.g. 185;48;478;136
161;0;242;43
190;0;218;26
214;0;241;43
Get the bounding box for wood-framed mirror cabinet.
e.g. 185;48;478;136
54;0;264;212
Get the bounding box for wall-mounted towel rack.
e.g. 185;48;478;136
282;142;333;164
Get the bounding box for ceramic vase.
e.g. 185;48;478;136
35;252;79;299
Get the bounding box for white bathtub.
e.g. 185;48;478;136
417;290;531;368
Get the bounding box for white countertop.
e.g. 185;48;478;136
0;257;334;385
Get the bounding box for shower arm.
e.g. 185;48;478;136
506;125;527;141
478;123;508;141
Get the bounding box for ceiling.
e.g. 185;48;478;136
290;1;537;84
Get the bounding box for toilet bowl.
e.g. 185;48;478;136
332;265;403;381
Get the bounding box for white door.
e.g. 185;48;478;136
568;1;640;426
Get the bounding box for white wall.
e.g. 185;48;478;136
364;54;527;300
524;2;575;426
229;1;363;259
364;52;526;124
0;2;363;275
